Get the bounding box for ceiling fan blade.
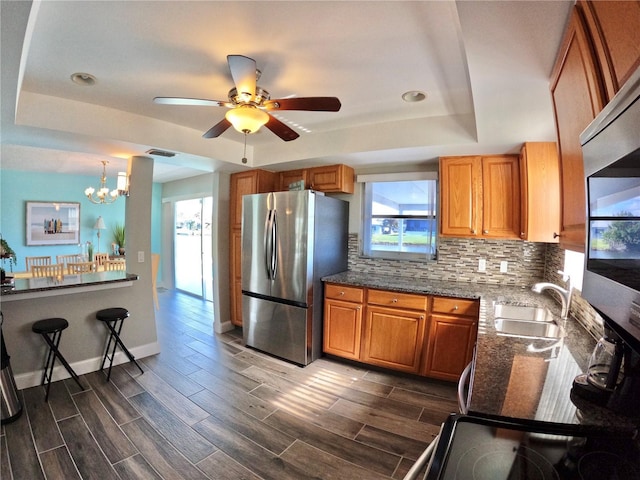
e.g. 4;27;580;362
154;97;230;107
264;97;341;112
202;118;232;138
227;55;257;98
265;115;300;142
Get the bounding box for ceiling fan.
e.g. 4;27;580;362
154;55;341;142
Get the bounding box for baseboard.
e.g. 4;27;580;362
216;319;235;334
14;341;161;390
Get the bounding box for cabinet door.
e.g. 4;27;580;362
323;298;363;360
424;314;477;382
308;164;354;194
481;155;520;239
362;306;426;374
230;228;243;326
229;170;276;228
519;143;560;243
439;156;482;237
278;169;308;191
579;0;640;100
550;8;605;252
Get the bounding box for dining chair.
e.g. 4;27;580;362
104;259;126;271
67;261;97;274
56;254;81;267
32;263;64;277
25;256;52;271
94;253;109;266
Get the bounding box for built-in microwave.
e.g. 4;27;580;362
581;65;640;354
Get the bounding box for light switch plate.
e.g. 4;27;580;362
478;258;486;272
500;261;508;273
137;251;144;263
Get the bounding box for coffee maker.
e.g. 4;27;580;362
572;325;640;417
572;326;624;405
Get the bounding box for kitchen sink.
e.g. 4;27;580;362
493;303;562;339
494;318;563;339
493;303;554;322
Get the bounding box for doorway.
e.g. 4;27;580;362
174;197;213;301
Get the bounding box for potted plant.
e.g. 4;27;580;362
113;224;126;255
1;236;17;284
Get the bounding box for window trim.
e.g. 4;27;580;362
358;172;438;262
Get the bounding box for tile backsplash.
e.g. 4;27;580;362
348;234;603;340
348;234;546;286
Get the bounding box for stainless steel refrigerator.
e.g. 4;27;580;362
241;190;348;365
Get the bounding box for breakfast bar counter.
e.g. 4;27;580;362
0;271;156;390
1;271;138;302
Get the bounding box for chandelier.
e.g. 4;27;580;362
84;161;128;204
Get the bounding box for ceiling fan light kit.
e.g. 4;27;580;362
225;105;269;134
154;55;341;142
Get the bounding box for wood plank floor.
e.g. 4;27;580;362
1;289;458;479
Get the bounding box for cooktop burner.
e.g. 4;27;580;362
426;415;640;480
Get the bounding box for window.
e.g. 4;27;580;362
360;172;438;261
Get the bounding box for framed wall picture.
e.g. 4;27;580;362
26;201;80;246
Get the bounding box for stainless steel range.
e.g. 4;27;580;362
408;414;639;480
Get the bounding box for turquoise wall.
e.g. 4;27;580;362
0;169;164;272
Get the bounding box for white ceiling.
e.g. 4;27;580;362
1;0;572;183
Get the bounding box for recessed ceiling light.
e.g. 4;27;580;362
402;90;427;103
70;72;97;86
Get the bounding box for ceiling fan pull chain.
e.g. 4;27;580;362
242;132;248;164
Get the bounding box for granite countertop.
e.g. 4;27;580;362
323;271;639;431
1;271;138;296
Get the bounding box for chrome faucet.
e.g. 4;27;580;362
532;281;571;320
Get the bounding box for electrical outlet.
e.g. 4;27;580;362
137;251;144;263
478;258;486;272
500;261;508;273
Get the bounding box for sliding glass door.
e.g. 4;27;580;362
174;197;213;301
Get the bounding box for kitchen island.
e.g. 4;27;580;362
1;270;158;389
323;271;638;430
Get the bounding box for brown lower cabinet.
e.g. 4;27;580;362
323;283;479;381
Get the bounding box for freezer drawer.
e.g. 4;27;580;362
242;294;316;366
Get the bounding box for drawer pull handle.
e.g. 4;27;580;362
483;230;489;234
420;315;424;320
392;298;398;303
339;291;345;296
453;305;459;311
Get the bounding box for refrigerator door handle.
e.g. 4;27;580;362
271;209;278;280
264;209;274;280
264;209;278;280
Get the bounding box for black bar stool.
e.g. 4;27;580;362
31;318;84;401
96;307;144;381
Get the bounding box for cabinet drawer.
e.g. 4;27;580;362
432;296;479;316
367;289;428;311
325;284;364;303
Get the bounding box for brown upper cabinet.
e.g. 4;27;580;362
519;142;560;243
276;164;354;194
550;1;640;252
440;155;520;239
278;169;308;191
229;169;277;229
579;0;640;102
